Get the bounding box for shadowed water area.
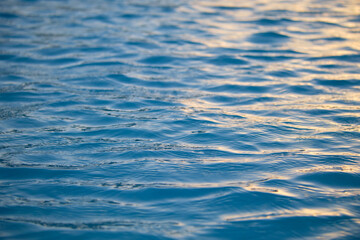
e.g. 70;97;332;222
0;0;360;239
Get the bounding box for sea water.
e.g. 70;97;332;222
0;0;360;239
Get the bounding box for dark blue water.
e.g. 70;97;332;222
1;0;360;239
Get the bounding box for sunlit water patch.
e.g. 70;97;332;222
0;0;360;239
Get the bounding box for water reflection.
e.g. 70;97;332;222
223;207;354;222
0;0;359;239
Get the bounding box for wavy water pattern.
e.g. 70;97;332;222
0;0;360;239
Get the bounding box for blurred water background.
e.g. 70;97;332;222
0;0;360;239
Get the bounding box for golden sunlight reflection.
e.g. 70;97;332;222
181;93;360;129
314;231;358;240
223;207;354;222
297;165;360;174
194;0;360;54
242;183;298;198
111;176;299;197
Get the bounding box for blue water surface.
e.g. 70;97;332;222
0;0;360;239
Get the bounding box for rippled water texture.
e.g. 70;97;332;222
1;0;360;239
